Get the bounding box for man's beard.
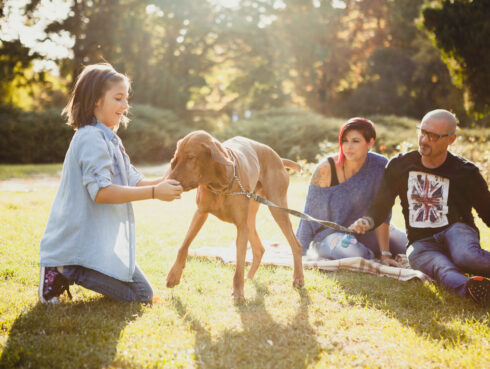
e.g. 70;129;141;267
418;143;431;156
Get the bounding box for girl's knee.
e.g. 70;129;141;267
136;284;153;302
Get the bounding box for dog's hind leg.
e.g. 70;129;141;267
268;203;304;288
246;199;265;280
166;210;208;288
233;221;249;300
262;172;304;288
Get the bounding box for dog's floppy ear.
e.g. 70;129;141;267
204;139;233;166
170;138;184;169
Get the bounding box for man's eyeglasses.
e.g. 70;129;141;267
416;125;455;142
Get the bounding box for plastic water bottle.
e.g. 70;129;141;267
340;234;356;248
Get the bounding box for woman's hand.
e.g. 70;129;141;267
348;217;373;234
154;179;183;201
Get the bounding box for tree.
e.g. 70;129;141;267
26;0;146;82
0;2;42;107
26;0;223;113
0;39;39;106
274;0;352;115
135;0;221;112
210;1;291;113
330;0;465;121
423;0;490;118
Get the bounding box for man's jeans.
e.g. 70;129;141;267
60;264;153;302
407;223;490;296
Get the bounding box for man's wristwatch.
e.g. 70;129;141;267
381;251;392;257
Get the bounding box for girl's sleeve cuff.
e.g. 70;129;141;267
86;171;112;201
128;166;144;187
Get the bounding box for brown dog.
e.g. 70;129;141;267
166;130;305;299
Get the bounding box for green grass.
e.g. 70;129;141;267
0;164;63;180
0;171;488;369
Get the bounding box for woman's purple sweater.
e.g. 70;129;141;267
296;152;390;255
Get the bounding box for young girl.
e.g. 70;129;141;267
39;63;183;303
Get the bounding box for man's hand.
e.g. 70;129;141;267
154;179;183;201
380;255;401;267
348;217;374;234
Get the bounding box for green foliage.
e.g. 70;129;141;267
119;105;194;163
0;105;194;164
0;106;71;163
332;0;466;122
216;107;343;162
17;0;476;123
217;109;430;163
25;0;220;113
275;1;350;114
2;104;489;172
0;163;62;180
0;39;41;108
367;114;419;153
423;0;490;117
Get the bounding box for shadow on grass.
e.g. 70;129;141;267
332;271;489;344
0;298;144;368
171;281;320;369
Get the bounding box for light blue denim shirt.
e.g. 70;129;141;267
40;121;143;282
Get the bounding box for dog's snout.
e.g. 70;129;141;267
167;168;178;181
166;165;187;187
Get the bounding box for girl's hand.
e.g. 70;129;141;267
154;179;183;201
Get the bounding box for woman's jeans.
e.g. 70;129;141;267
407;223;490;296
60;264;153;302
312;224;407;260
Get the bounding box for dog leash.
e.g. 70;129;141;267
210;153;356;235
236;180;356;235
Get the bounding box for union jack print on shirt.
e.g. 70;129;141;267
407;171;449;228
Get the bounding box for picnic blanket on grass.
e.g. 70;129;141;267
189;243;432;282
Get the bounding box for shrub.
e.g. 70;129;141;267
0;106;71;163
215;107;344;162
367;115;420;155
119;105;193;163
215;109;425;162
0;105;194;164
1;104;488;178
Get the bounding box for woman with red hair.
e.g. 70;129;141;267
296;118;407;266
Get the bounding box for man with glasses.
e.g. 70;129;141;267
349;109;490;306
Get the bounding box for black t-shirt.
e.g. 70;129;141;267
367;150;490;245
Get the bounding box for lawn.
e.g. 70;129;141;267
0;168;488;369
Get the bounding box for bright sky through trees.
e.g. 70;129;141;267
1;0;347;62
1;0;72;72
2;0;483;119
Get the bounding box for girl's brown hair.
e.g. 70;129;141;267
62;63;130;129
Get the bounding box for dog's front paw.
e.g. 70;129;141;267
292;277;304;288
166;266;183;288
232;289;246;302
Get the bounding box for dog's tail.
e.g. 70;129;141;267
281;158;302;173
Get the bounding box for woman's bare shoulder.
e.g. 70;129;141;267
311;156;336;187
